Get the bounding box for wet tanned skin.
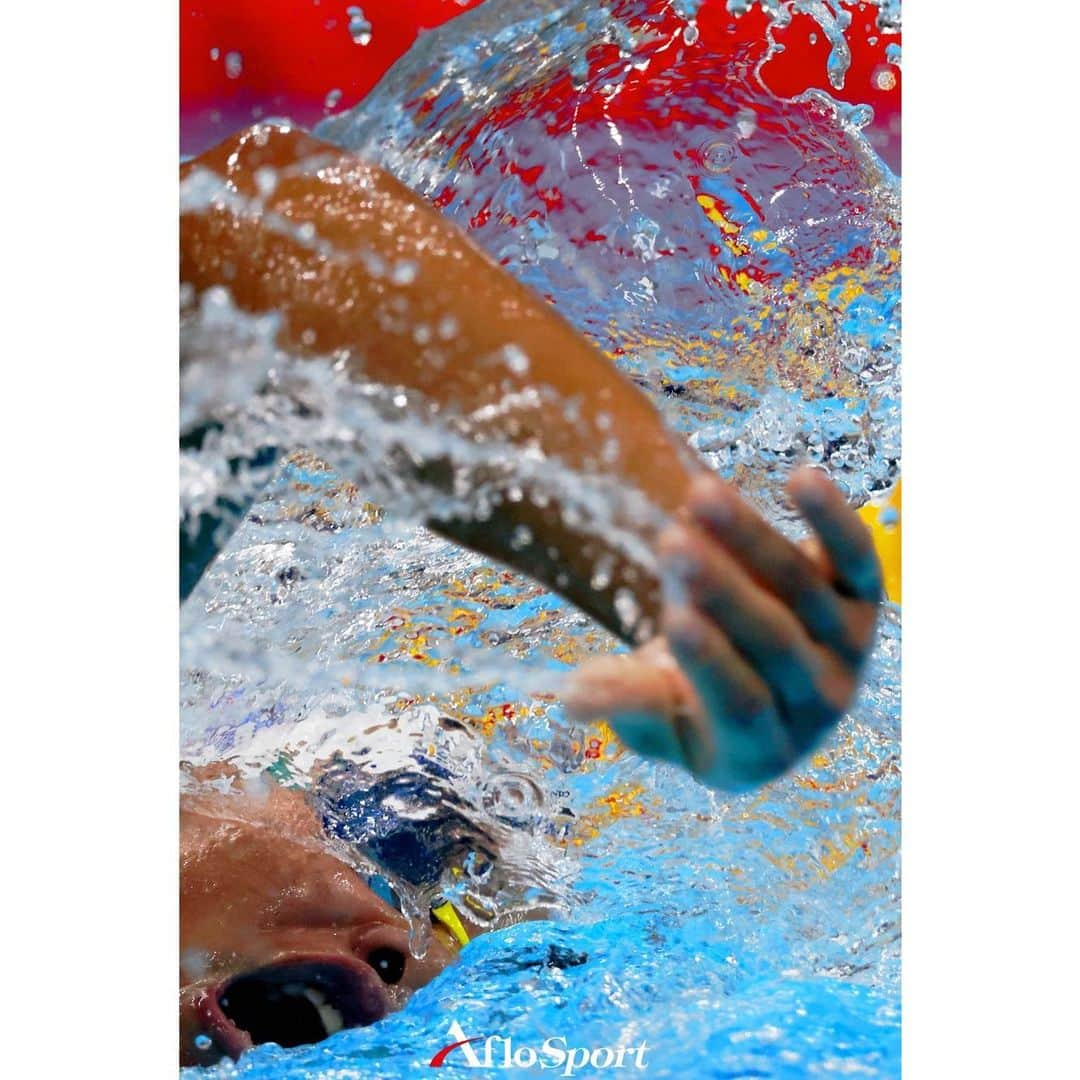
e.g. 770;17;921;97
181;123;696;640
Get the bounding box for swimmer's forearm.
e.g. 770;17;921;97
181;126;700;638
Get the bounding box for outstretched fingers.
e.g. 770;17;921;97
788;467;883;605
686;471;876;666
687;473;849;650
658;521;849;734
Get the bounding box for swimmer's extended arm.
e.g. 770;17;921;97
181;125;881;791
181;124;691;638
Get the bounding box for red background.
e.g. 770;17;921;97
180;1;900;170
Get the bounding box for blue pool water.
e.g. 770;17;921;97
180;1;901;1075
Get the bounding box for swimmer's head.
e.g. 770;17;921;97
179;778;459;1066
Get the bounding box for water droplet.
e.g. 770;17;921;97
391;260;418;285
194;1035;212;1051
224;51;243;79
324;87;343;110
825;44;848;90
683;21;699;46
253;166;278;198
877;0;902;32
437;314;459;340
483;773;544;821
590;556;614;591
502;344;530;375
700;138;734;173
873;66;897;92
209;47;220;61
510;524;533;549
347;6;372;46
614;588;640;632
734;108;757;141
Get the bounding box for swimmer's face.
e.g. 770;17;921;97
179;781;457;1066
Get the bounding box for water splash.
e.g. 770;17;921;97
317;0;900;513
181;0;900;1072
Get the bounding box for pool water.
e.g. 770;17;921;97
180;0;901;1075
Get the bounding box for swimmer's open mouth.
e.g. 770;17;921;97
207;956;390;1058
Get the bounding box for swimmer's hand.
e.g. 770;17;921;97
563;468;882;792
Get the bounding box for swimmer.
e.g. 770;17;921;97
180;125;883;1065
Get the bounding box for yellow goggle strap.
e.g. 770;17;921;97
431;899;471;948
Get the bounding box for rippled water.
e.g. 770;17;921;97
182;0;900;1074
